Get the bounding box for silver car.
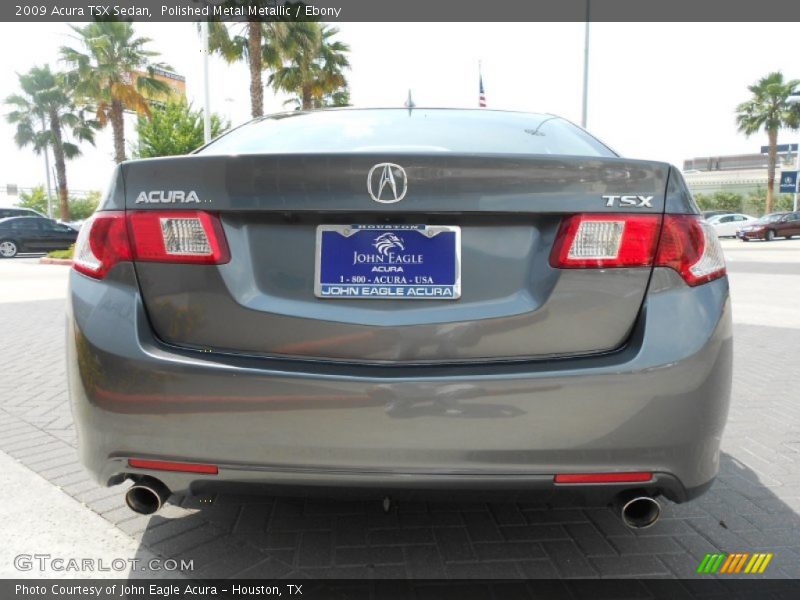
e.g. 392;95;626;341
67;109;731;529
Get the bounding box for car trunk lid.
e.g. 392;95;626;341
123;153;668;363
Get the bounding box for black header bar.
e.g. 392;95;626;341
3;0;800;22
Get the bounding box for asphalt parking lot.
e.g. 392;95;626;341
1;239;799;580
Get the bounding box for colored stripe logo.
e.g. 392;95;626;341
697;552;773;574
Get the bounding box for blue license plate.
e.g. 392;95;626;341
315;225;461;299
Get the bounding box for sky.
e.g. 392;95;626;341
1;21;799;200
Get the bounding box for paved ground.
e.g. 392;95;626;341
0;239;799;580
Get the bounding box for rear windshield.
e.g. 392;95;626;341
197;109;616;157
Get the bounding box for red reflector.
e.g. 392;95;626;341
128;459;218;475
554;472;653;484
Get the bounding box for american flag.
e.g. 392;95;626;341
479;69;486;108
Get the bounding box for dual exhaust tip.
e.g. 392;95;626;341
124;477;662;529
619;495;662;529
125;477;171;515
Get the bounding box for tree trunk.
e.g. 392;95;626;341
766;128;778;214
248;23;263;118
110;99;127;164
49;110;70;221
302;85;313;110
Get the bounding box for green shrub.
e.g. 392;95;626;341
68;191;100;220
694;191;744;212
47;245;74;259
17;186;100;220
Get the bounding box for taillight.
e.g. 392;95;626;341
73;212;131;279
127;211;230;264
655;215;726;286
550;213;726;286
550;214;661;268
72;210;229;280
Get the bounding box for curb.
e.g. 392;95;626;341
39;257;73;266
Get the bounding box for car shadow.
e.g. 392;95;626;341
127;451;800;581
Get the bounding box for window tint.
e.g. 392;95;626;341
199;109;616;157
719;216;734;223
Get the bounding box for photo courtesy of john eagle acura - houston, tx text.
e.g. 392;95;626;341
67;108;731;530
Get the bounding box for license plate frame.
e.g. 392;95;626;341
314;224;461;300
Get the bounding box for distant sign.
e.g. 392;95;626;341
761;143;799;154
780;171;798;193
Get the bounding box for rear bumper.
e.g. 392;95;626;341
67;265;732;505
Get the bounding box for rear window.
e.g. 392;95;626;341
198;109;615;158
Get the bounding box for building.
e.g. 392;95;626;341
124;67;186;108
682;152;797;196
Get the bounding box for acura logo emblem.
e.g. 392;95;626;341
367;163;407;203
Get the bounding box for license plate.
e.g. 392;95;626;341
315;225;461;299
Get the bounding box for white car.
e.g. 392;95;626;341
707;213;758;237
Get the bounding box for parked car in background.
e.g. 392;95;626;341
702;210;731;220
707;213;758;237
63;219;85;231
0;207;47;220
0;216;78;257
737;212;800;241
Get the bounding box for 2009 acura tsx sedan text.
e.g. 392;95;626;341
67;108;732;529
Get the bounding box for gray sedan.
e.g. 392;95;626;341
67;108;731;530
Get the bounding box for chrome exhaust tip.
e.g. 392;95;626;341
620;495;661;529
125;477;171;515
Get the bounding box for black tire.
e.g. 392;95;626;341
0;239;18;258
741;237;750;242
765;229;776;242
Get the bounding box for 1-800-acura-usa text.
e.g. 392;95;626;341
67;109;731;528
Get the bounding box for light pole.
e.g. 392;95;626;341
580;1;590;128
201;20;211;144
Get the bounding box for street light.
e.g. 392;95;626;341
581;1;590;128
200;20;211;145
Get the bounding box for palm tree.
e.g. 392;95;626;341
736;72;800;214
5;66;98;220
208;17;319;118
270;24;350;110
61;22;171;164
